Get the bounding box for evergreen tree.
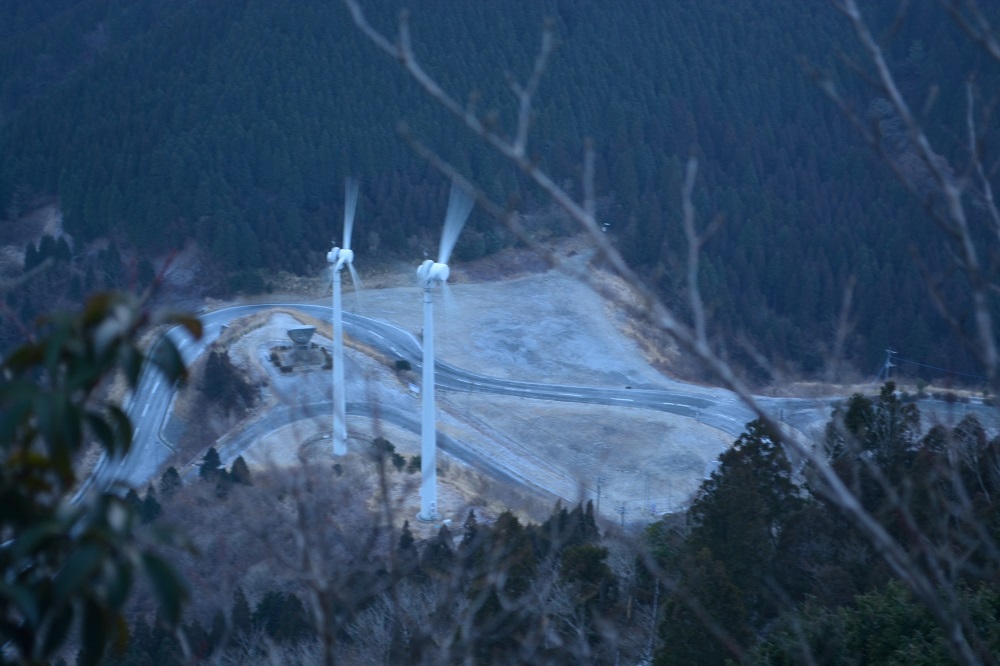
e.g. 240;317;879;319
124;488;142;513
560;543;618;614
22;242;38;272
199;446;222;481
159;466;181;499
421;524;455;579
687;419;800;618
655;549;750;666
229;455;252;486
139;485;162;524
396;520;420;578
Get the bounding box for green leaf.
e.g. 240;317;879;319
140;552;186;626
105;558;133;610
85;412;115;452
11;521;64;561
154;312;204;341
120;345;143;387
112;613;130;656
39;602;73;659
150;338;187;385
1;342;44;373
79;597;109;666
54;545;102;604
105;405;133;457
0;581;40;627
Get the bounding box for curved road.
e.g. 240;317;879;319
97;303;832;490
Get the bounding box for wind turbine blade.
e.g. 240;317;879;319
347;262;364;311
438;182;474;265
343;177;359;250
441;279;458;324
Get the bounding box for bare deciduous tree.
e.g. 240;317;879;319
342;1;1000;663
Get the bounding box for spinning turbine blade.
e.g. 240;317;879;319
440;279;458;341
343;177;359;250
347;262;364;311
438;183;474;266
330;178;362;457
417;179;476;523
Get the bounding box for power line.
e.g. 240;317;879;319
873;347;987;382
895;356;987;381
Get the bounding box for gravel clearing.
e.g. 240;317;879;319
211;251;738;524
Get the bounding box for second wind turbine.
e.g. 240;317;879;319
327;177;361;455
416;182;474;522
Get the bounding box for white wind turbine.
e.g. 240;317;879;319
416;182;474;521
327;177;361;456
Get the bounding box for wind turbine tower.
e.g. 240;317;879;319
327;178;361;455
416;182;474;521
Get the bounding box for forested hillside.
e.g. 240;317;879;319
0;0;993;379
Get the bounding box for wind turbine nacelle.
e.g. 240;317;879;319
336;248;354;269
418;260;449;284
329;247;354;270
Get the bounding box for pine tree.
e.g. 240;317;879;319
140;485;162;524
396;520;420;578
199;447;222;481
124;488;141;512
159;466;182;498
421;524;455;579
229;455;252;486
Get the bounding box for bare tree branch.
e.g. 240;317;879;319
344;1;1000;663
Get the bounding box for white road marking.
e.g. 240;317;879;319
142;404;149;416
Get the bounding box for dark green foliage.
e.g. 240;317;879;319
202;350;256;416
421;524;456;579
560;543;617;613
467;511;540;662
228;455;252;486
536;500;600;557
0;291;200;664
687;419;800;618
820;383;924;539
371;436;398;468
751;582;994;665
158;466;181;499
390;452;406;472
198;446;222;481
252;591;310;644
124;488;142;513
0;0;986;377
139;485;162;524
656;549;750;666
396;520;420;578
406;454;421;474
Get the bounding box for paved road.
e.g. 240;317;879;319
97;303;834;490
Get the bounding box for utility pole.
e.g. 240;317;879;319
596;475;604;517
876;348;896;382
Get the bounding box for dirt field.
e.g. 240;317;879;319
211;242;736;528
